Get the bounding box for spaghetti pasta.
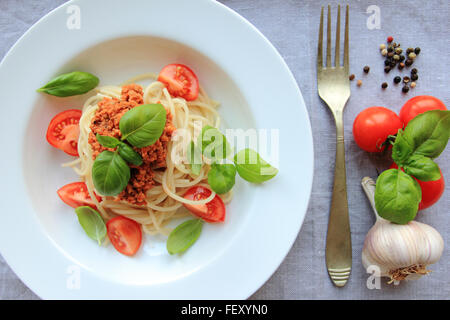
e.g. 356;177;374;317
66;73;232;236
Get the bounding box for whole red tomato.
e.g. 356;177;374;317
399;95;447;125
390;163;445;210
353;107;403;153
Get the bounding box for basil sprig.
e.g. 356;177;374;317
96;134;120;149
208;163;236;194
376;110;450;224
96;134;143;166
375;169;422;224
37;71;99;97
75;206;106;245
167;219;203;254
119;104;167;148
92;150;130;196
233;148;278;183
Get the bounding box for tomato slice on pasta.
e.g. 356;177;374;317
107;216;142;256
46;109;82;156
57;182;101;209
183;186;226;223
157;64;199;101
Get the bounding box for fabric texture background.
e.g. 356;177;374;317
0;0;448;300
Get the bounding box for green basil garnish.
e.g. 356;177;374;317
198;125;231;160
375;169;421;224
187;141;202;175
92;150;130;196
119;104;167;148
233;148;278;183
117;142;143;166
167;219;203;255
75;206;106;245
208;163;236;194
403;154;441;182
96;134;120;149
37;71;99;97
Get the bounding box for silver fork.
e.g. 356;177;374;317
317;5;352;287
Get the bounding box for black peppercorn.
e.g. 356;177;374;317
406;48;414;54
387;46;394;53
411;68;418;74
405;59;413;66
381;82;388;89
403;76;410;83
384;66;391;73
394;76;401;84
390;61;396;67
411;73;418;81
399;55;405;61
402;85;410;93
414;47;421;54
363;66;370;73
349;74;355;80
385;60;391;66
387;52;394;58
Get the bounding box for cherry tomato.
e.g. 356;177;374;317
158;64;199;101
106;216;142;256
399;95;447;125
183;186;225;223
46;109;81;156
57;182;102;209
390;163;445;210
352;107;403;153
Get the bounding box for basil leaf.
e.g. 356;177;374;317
96;134;120;149
37;71;99;97
208;163;236;194
167;219;203;254
402;110;450;159
92;151;130;196
233;149;278;183
403;154;441;181
374;168;421;224
117;142;143;166
391;129;413;165
198;125;232;160
187;141;202;175
75;206;106;245
119;104;167;148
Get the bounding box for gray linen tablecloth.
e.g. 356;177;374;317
0;0;448;300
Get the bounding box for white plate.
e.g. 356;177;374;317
0;0;313;299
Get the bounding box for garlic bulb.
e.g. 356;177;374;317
361;177;444;283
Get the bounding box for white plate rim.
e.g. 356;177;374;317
0;0;313;299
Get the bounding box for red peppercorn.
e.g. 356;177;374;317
387;36;393;43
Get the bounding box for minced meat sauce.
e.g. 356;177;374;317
88;84;175;205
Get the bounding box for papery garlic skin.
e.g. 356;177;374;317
361;177;444;283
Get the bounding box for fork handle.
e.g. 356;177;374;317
325;111;352;287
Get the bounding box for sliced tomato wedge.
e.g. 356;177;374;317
106;216;142;256
157;64;199;101
46;109;82;156
183;186;226;223
57;182;101;209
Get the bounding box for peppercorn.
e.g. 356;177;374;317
380;44;386;50
384;59;391;66
390;61;396;68
394;76;401;84
393;54;400;61
405;59;413;66
387;36;394;43
410;82;416;88
395;48;402;54
411;73;418;81
381;82;388;89
402;85;410;93
387;52;394;58
392;42;397;48
381;49;388;56
357;79;362;87
349;74;355;81
414;47;421;54
399;55;405;61
384;66;391;73
408;52;417;60
363;66;370;73
387;46;394;53
406;48;414;54
398;62;405;70
403;76;410;83
411;68;418;74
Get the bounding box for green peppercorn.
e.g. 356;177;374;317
395;48;402;54
408;52;417;60
393;54;400;61
393;76;401;84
